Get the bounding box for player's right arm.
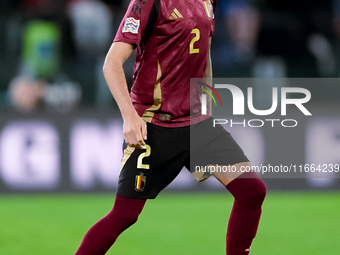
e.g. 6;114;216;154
103;42;147;149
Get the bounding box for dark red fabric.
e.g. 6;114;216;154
114;0;215;127
75;196;146;255
226;172;266;255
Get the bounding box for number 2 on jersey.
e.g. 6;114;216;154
137;145;151;169
190;28;200;54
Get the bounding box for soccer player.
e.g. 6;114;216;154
75;0;266;254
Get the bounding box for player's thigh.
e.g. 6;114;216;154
190;117;249;181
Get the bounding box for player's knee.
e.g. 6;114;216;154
243;178;266;208
122;208;143;226
227;172;267;209
106;209;140;230
253;178;266;203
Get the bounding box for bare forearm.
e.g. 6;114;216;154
103;42;137;120
102;42;147;148
103;61;137;119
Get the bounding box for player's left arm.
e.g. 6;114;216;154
204;38;212;79
203;37;213;114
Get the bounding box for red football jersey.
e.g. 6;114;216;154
114;0;215;127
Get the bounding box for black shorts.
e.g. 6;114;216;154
117;117;249;199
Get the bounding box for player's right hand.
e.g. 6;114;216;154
122;112;147;149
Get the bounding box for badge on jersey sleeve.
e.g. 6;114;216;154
203;1;214;20
122;17;140;34
135;172;146;192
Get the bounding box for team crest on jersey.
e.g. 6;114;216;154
203;1;214;20
135;172;146;192
122;17;140;34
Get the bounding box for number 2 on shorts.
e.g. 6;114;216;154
137;145;151;169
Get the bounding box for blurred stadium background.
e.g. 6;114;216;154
0;0;340;254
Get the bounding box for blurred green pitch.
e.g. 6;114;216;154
1;192;340;255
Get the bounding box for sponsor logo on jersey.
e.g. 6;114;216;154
122;17;140;34
203;1;214;20
169;8;183;19
135;172;146;192
160;114;171;120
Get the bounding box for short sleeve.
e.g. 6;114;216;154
114;0;156;47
